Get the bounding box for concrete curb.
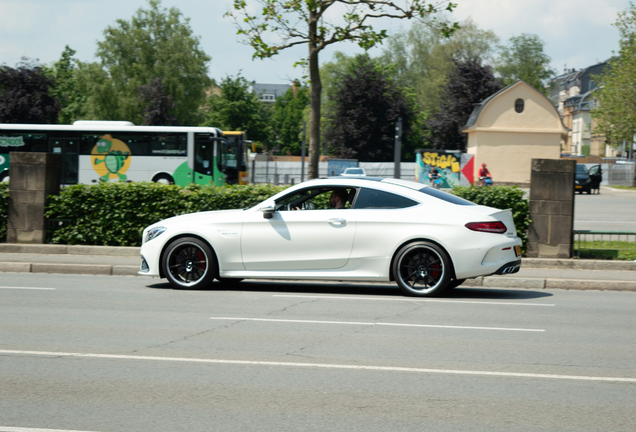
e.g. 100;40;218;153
459;276;636;291
0;262;139;276
523;258;636;271
2;261;635;291
0;244;140;257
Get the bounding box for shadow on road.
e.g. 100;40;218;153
146;279;553;300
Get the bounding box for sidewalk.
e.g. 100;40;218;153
1;243;636;291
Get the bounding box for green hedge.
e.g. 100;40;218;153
45;182;286;246
451;185;530;251
0;182;8;242
1;182;530;251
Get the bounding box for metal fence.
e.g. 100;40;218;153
572;230;636;258
601;158;635;186
249;161;417;185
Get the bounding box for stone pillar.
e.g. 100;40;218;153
7;152;61;243
526;158;575;258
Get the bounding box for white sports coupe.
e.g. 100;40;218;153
139;177;522;296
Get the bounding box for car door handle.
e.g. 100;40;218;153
328;218;346;226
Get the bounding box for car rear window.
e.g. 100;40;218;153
353;188;418;209
418;187;475;205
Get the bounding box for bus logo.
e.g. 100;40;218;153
91;134;131;181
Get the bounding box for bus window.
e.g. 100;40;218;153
151;133;187;156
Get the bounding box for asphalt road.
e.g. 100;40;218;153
1;273;635;432
574;187;636;231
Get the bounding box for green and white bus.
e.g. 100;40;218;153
0;121;243;186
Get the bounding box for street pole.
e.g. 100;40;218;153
394;116;402;179
301;121;306;183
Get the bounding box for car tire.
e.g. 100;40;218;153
393;241;452;297
162;237;217;289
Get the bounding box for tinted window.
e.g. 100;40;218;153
80;133;186;156
0;133;48;152
418;187;475;206
353;188;418;209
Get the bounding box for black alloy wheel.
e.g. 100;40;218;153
162;237;216;289
393;241;451;297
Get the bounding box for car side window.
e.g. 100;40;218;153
276;187;357;211
353;188;418;209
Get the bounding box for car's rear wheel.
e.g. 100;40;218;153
162;237;216;289
393;241;451;296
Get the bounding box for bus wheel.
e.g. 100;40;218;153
153;174;174;185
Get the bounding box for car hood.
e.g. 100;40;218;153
160;209;245;226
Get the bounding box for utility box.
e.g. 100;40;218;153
7;152;61;243
526;158;575;258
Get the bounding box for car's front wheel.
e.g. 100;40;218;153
393;241;451;296
162;237;216;289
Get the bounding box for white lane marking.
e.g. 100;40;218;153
0;428;97;432
274;294;555;307
209;317;545;332
0;286;56;290
1;350;634;384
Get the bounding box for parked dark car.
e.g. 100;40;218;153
575;164;592;194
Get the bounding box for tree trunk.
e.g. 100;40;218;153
307;10;322;179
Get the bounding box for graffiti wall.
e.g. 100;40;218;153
415;150;475;187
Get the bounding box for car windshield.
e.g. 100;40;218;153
345;168;363;174
576;165;588;174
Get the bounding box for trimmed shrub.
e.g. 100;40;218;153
45;182;286;246
451;185;530;252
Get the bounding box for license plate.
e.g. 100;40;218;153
514;245;521;256
575;185;582;189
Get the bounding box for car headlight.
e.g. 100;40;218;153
144;226;166;244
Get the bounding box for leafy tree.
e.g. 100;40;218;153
324;54;412;161
227;0;458;179
80;0;210;125
203;74;271;143
427;58;502;151
593;3;636;184
137;77;178;125
495;33;555;93
381;19;499;116
271;84;310;155
0;58;60;124
45;46;86;124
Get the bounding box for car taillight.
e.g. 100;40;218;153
465;221;507;234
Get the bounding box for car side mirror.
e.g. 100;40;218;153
261;205;276;219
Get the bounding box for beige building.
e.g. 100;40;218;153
463;80;568;184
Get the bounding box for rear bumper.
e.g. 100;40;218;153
494;259;521;275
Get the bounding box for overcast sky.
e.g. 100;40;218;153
0;0;628;84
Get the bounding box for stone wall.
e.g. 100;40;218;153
526;158;575;258
7;152;61;243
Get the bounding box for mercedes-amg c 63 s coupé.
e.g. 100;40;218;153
139;177;522;296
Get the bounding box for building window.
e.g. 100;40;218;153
259;94;276;102
515;98;524;113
